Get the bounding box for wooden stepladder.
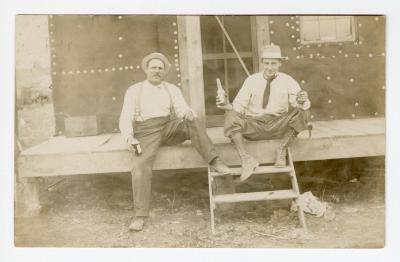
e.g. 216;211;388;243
208;148;307;234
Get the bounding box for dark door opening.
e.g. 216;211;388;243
200;15;258;127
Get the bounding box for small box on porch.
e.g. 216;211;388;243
64;115;99;137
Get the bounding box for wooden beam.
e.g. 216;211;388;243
18;133;385;178
255;16;270;71
18;118;385;178
177;16;206;126
210;166;292;177
250;16;259;73
203;52;253;60
213;190;298;203
15;177;41;217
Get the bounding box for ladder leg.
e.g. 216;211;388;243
287;149;308;233
208;167;216;234
210;205;216;234
297;203;308;233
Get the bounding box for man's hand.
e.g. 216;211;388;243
126;136;142;155
216;95;233;110
296;90;308;104
183;109;196;121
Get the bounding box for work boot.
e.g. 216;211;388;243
129;217;147;231
240;154;259;182
229;132;259;181
275;128;297;167
210;157;233;174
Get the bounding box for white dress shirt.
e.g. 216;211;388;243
232;72;311;117
119;80;195;141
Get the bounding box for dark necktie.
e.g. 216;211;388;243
262;75;276;108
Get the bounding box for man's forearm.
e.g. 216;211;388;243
121;131;134;144
217;103;233;111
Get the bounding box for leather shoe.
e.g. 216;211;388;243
210;157;233;174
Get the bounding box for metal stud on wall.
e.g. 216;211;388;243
268;15;385;120
50;15;182;135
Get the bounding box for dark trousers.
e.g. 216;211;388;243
224;108;310;140
131;117;218;217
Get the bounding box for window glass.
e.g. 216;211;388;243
319;19;336;41
200;16;255;125
301;16;355;43
203;59;225;116
200;16;223;54
224;16;253;53
227;58;253;101
336;18;353;39
302;20;320;42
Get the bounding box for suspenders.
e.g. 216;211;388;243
134;83;143;121
134;81;175;121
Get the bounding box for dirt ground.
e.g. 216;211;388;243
14;103;385;248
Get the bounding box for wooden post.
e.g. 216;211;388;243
15;102;41;217
255;16;271;71
177;16;206;127
15;176;41;217
250;16;259;73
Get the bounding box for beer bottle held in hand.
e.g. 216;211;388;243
216;78;228;106
133;144;142;156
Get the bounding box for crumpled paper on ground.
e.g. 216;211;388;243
291;191;328;217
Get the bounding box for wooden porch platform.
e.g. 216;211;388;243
18;117;385;178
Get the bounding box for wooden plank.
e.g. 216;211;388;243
21;134;116;155
18;118;385;178
212;190;298;203
336;118;386;135
307;122;342;138
20;118;384;157
250;16;259;73
203;52;253;60
288;149;308;232
177;16;206;127
298;118;385;139
22;117;384;156
177;16;190;102
319;120;368;136
316;120;367;137
18;133;385;178
210;165;292;177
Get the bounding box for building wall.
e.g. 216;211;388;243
267;15;385;121
39;15;385;136
15;15;52;105
48;15;180;135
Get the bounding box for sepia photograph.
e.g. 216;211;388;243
12;13;387;248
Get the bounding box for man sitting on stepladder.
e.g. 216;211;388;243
216;45;311;182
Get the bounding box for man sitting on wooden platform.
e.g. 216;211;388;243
119;52;232;231
216;45;311;182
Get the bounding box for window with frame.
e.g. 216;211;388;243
300;16;356;44
200;15;257;127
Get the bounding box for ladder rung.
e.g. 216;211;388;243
210;165;292;177
212;190;298;203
